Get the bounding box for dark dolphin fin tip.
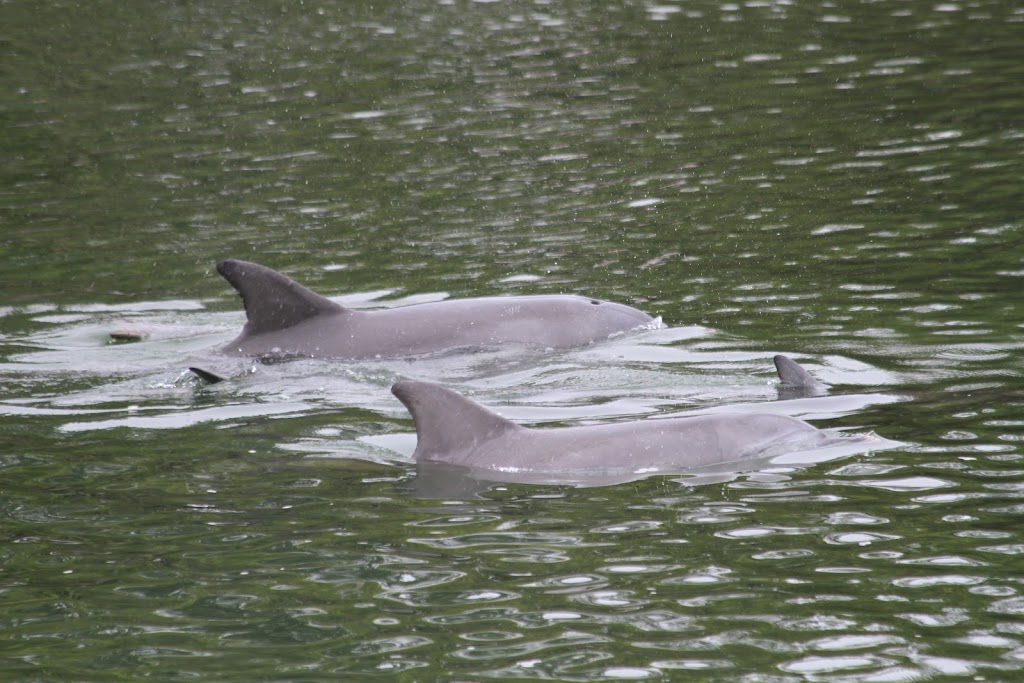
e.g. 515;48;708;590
189;366;228;383
215;259;345;335
392;380;520;459
773;355;827;395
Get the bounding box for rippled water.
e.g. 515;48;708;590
3;0;1024;680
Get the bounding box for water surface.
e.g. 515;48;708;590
3;0;1024;680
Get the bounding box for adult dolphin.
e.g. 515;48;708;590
391;358;883;487
213;259;657;360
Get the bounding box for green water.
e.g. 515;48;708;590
3;0;1024;680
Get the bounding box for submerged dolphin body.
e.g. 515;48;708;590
214;259;657;360
392;365;876;487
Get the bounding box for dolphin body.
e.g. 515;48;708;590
214;260;657;360
392;365;873;487
774;354;828;398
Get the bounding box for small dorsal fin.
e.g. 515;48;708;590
392;381;520;459
774;355;827;395
189;366;228;383
217;260;345;335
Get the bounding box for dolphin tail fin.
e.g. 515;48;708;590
216;259;345;335
774;355;828;396
392;381;520;460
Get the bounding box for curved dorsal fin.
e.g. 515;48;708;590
774;355;827;395
217;259;345;335
392;381;520;459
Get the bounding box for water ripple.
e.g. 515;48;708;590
3;0;1024;680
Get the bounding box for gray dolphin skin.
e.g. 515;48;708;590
774;354;828;397
215;259;657;359
392;377;860;485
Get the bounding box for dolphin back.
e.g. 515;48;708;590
217;259;345;336
392;381;521;462
774;355;827;396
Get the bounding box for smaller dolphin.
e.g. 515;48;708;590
774;354;828;397
214;260;657;361
392;374;870;486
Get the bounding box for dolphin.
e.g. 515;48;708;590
774;354;828;398
213;259;657;361
391;369;875;487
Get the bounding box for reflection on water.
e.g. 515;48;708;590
3;0;1024;680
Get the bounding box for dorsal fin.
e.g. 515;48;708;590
392;381;520;459
188;366;228;383
217;259;345;335
774;355;827;395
